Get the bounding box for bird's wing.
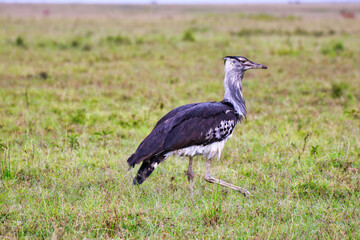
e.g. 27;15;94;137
163;102;239;151
127;102;241;167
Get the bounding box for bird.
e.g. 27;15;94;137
127;56;267;197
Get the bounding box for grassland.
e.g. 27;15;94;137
0;3;360;239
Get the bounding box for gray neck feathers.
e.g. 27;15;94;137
223;70;246;117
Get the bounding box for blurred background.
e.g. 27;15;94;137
0;0;359;239
1;0;359;3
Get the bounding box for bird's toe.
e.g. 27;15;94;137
241;189;253;198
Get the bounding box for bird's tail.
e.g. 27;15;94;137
127;153;137;168
133;155;165;185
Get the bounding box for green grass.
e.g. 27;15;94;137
0;4;360;239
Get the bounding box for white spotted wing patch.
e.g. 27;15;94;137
206;120;235;142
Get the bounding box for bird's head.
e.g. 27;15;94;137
223;56;267;72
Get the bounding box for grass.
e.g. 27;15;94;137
0;3;360;239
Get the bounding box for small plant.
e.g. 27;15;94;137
291;133;311;162
15;36;26;48
135;37;144;45
93;129;114;147
67;134;79;150
71;109;86;125
168;77;179;84
344;108;360;119
331;82;348;98
182;29;195;42
39;71;48;80
70;36;86;48
0;141;7;152
106;35;131;45
71;39;80;48
311;145;319;158
234;28;265;37
0;142;13;180
332;41;344;51
321;41;344;57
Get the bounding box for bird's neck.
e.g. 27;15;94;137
223;70;246;117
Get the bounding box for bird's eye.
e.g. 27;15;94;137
241;60;246;63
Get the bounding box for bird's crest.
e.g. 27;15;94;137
222;56;248;64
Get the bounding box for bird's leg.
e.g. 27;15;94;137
204;158;252;197
187;156;195;194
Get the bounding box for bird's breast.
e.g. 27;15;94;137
165;134;232;160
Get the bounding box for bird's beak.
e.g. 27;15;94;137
249;61;267;69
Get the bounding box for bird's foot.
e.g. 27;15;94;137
238;188;253;197
186;170;195;181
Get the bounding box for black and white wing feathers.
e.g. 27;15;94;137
127;101;241;167
163;102;239;151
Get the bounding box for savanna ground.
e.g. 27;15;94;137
0;3;360;239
